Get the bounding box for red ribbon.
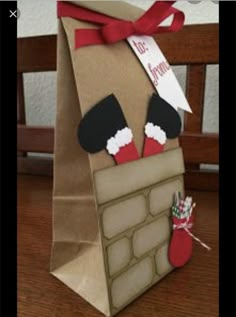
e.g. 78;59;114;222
57;1;184;49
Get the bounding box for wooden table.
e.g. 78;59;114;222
17;175;218;317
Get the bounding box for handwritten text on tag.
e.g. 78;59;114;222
127;35;192;113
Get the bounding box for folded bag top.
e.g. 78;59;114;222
57;0;183;171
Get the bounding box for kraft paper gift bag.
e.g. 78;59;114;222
50;1;188;316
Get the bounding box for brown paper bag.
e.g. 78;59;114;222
50;1;185;316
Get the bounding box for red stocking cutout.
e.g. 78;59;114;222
143;137;164;157
168;214;194;267
114;142;140;164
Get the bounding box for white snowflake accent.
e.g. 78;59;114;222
144;122;167;145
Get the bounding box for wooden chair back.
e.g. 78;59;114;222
17;24;219;191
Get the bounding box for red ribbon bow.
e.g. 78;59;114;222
57;1;184;49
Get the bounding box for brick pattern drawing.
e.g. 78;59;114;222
94;147;185;316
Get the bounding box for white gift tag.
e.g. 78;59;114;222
127;35;192;113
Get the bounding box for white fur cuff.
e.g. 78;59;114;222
106;127;133;155
144;122;167;145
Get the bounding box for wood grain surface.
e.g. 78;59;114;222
17;175;218;317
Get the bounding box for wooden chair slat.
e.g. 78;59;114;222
184;170;218;191
17;156;218;192
180;132;218;164
154;24;218;65
17;73;27;157
18;156;53;176
17;125;219;165
184;64;206;171
17;24;219;73
17;125;54;153
17;73;26;124
17;35;57;73
184;64;206;132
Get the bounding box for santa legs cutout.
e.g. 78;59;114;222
78;94;140;164
78;93;182;163
143;93;182;157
